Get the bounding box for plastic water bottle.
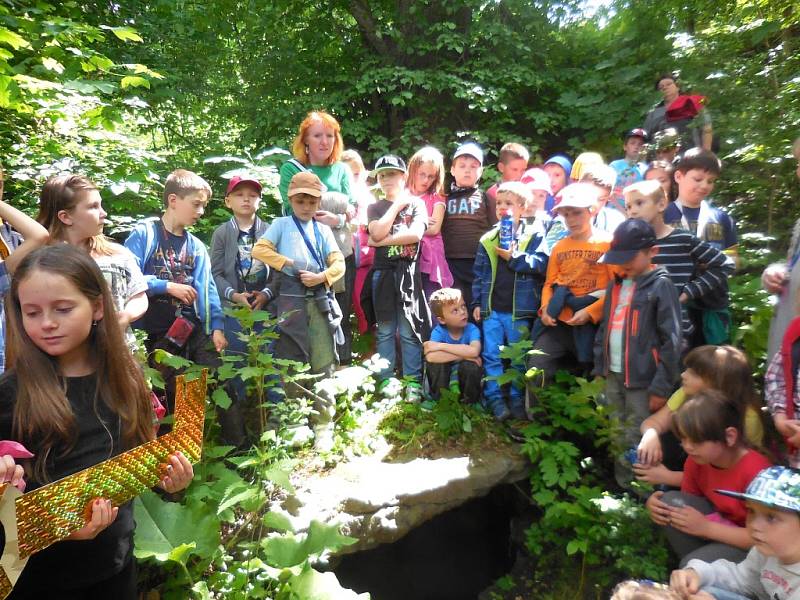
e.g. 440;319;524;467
499;210;514;250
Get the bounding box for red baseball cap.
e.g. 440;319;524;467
226;176;262;195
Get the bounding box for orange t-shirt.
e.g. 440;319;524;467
541;231;619;324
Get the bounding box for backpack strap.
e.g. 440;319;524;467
287;158;308;172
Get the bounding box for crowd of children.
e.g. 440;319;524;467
0;116;799;597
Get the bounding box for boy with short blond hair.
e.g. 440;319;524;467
126;168;227;425
162;168;212;204
424;287;482;404
126;168;225;352
486;142;530;202
473;181;549;420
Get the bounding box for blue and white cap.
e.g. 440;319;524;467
717;466;800;513
452;142;484;166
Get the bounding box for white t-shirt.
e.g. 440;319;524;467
94;245;148;349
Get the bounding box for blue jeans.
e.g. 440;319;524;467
703;588;752;600
374;275;422;382
482;311;529;409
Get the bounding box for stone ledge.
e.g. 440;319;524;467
272;448;529;555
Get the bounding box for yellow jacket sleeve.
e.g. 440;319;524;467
323;251;345;287
252;239;289;272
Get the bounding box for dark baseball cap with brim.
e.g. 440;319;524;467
624;128;649;142
717;466;800;514
226;175;262;195
599;218;656;264
371;154;407;177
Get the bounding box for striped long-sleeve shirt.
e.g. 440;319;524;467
653;228;735;337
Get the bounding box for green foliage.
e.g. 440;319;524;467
379;388;496;452
282;564;370;600
134;490;220;564
197;146;290;238
729;232;782;376
520;370;670;593
137;310;361;598
0;0;164;216
5;0;798;595
430;388;474;438
261;520;357;568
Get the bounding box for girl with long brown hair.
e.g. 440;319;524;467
0;245;193;598
646;390;770;567
37;174;148;348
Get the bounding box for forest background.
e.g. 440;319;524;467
1;0;799;246
3;1;800;597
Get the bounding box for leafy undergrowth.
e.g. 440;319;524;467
134;311;373;599
378;387;513;460
477;370;672;599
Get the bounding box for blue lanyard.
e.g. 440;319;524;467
291;216;326;271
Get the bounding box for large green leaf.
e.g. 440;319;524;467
287;565;370;599
120;75;150;89
133;490;220;564
102;25;144;43
0;27;30;50
262;520;356;568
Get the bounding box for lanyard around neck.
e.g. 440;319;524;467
291;216;326;271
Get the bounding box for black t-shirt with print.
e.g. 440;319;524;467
141;225;198;335
0;372;135;592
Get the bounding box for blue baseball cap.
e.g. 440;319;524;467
717;466;800;513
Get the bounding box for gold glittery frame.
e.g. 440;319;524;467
0;371;207;598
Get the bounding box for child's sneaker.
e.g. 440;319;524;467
378;377;403;400
484;397;510;422
509;403;528;421
405;381;424;404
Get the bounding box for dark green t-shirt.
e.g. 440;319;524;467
278;160;352;215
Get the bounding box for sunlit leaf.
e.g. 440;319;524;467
0;27;30;50
120;75;150;89
102;25;144;43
